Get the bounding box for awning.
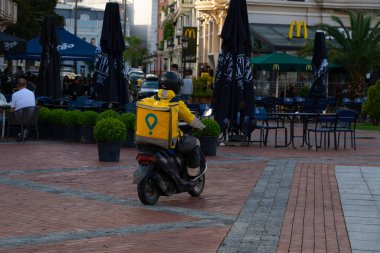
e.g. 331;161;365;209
0;32;27;54
5;27;96;61
251;52;312;71
250;23;316;52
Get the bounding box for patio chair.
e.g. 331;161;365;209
187;103;201;117
252;107;287;147
293;97;305;112
283;97;294;112
7;106;39;142
342;98;353;108
317;98;328;113
307;113;337;151
124;102;137;113
335;109;358;150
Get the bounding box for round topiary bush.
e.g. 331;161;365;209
78;110;98;127
38;107;51;124
193;118;221;137
93;118;126;142
96;109;120;122
119;112;136;131
48;109;66;125
62;110;82;126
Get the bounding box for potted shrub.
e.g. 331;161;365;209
119;112;136;147
93;118;126;162
62;110;82;142
193;118;221;156
96;109;120;122
49;109;66;140
78;110;98;143
38;107;51;139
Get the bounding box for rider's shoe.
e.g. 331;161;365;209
189;165;207;182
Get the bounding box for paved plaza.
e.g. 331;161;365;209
0;126;380;252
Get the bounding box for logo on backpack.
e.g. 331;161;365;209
145;113;158;135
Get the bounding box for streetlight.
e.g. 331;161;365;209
176;28;182;45
181;36;189;77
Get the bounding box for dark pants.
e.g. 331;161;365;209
176;134;201;169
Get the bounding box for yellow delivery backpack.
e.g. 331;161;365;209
135;96;180;149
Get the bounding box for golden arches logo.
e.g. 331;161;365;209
184;28;196;39
288;20;308;39
273;64;280;71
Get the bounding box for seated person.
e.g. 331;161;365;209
0;87;10;125
0;87;8;105
10;76;36;112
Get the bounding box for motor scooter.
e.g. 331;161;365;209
132;109;212;205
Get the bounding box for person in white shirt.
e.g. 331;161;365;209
0;88;8;105
10;77;36;112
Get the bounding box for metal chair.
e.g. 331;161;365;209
283;97;294;112
342;98;353;108
7;106;40;142
335;109;358;150
307;113;337;151
252;107;287;147
187;103;201;117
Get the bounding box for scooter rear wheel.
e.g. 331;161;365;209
188;174;205;197
137;174;160;205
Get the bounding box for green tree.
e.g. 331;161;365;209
5;0;64;40
362;79;380;125
123;36;148;68
317;11;380;98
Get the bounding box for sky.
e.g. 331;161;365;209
133;0;151;25
79;0;150;25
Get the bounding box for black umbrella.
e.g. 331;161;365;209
212;0;254;136
0;32;26;55
93;2;127;105
38;16;61;98
309;31;328;99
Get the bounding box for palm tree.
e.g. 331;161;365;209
318;11;380;98
123;36;148;68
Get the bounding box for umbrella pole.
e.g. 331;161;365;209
326;73;329;97
275;71;279;97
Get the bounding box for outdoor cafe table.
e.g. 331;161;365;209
269;112;335;149
1;104;11;141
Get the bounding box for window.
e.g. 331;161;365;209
80;14;90;21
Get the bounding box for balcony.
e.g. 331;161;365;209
0;0;17;30
194;0;228;11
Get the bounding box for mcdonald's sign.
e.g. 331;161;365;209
288;20;308;39
184;28;196;39
182;27;197;63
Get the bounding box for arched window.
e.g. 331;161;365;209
80;14;90;21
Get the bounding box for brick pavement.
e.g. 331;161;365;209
0;127;379;252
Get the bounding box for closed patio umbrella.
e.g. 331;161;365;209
212;0;254;136
309;32;328;99
38;16;61;98
93;2;127;105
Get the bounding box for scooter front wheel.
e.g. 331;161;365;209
188;174;205;197
137;174;160;205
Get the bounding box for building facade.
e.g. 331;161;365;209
195;0;380;71
0;0;18;32
156;0;380;79
56;1;131;47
